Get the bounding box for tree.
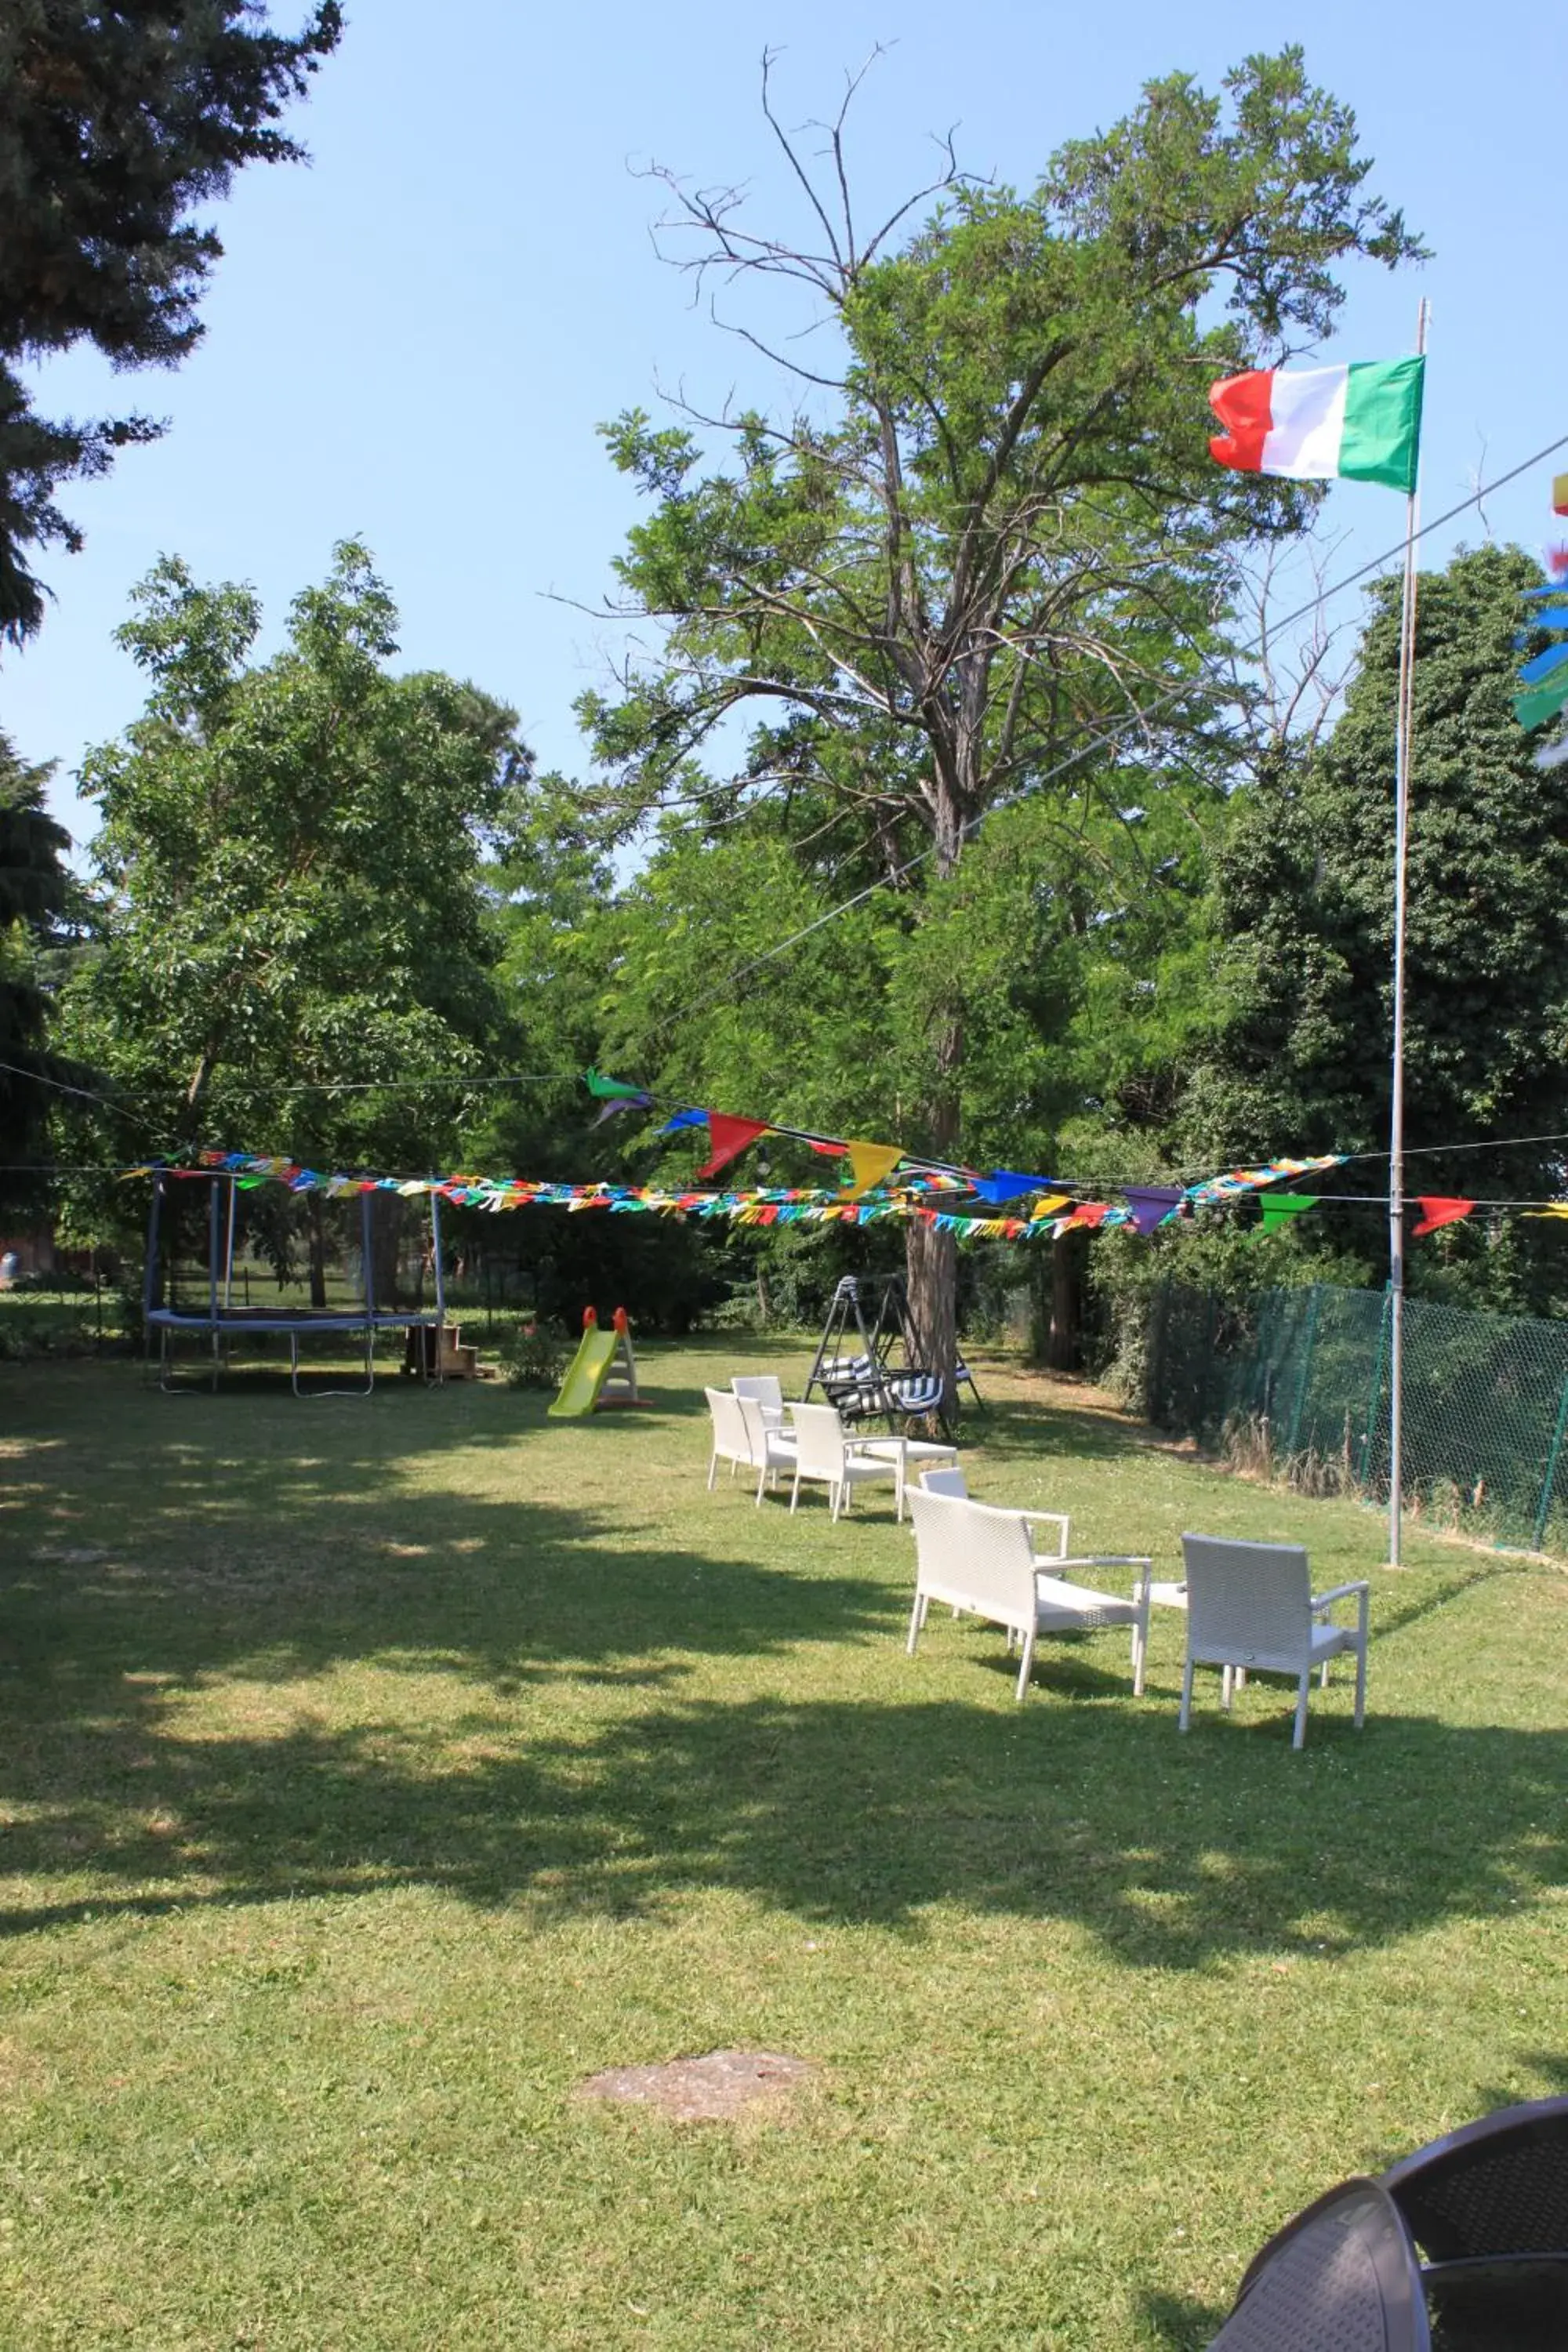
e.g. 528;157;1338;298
582;49;1421;1402
1182;542;1568;1312
0;731;78;1214
0;0;341;641
61;542;528;1299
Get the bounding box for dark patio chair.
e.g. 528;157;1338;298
1381;2097;1568;2348
1206;2176;1430;2350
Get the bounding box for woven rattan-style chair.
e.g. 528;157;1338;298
731;1374;786;1430
1179;1534;1369;1750
704;1387;751;1490
786;1401;903;1521
1206;2177;1430;2349
906;1486;1149;1702
1381;2097;1568;2348
734;1392;797;1508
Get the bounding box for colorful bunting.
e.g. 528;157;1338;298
974;1169;1057;1205
695;1115;771;1181
1412;1196;1475;1236
584;1068;648;1101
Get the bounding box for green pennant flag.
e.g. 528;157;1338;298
1256;1193;1319;1236
584;1067;647;1101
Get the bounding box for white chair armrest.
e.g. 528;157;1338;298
1021;1511;1069;1558
1311;1581;1370;1607
1058;1554;1154;1570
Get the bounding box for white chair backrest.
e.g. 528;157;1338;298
734;1392;777;1461
706;1385;750;1461
1180;1534;1315;1663
920;1466;969;1500
907;1488;1036;1625
731;1374;784;1411
789;1401;848;1480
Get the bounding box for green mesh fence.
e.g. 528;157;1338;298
1145;1280;1568;1552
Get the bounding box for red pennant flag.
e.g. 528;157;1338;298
1413;1196;1475;1237
1060;1202;1111;1232
695;1115;769;1180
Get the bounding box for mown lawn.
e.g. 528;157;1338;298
0;1341;1563;2349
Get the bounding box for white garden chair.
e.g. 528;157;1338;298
735;1392;797;1507
731;1374;786;1432
1178;1533;1369;1749
786;1400;903;1521
906;1486;1152;1702
704;1387;752;1490
917;1465;1069;1560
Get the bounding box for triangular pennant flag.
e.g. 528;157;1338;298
808;1138;848;1157
1413;1196;1475;1237
592;1093;652;1127
1059;1202;1111;1232
1256;1193;1319;1236
661;1108;709;1131
1028;1192;1072;1222
842;1142;904;1199
584;1067;648;1101
695;1114;770;1180
1123;1185;1185;1237
973;1170;1056;1205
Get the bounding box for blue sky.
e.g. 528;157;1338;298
5;0;1566;851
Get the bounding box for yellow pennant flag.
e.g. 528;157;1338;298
1028;1192;1072;1221
843;1142;904;1198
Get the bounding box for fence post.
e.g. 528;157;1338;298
1359;1288;1392;1492
1531;1369;1568;1552
1284;1285;1323;1460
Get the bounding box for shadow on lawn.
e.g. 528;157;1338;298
1;1359;1563;1966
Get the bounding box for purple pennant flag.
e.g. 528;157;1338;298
593;1093;652;1127
1122;1185;1185;1236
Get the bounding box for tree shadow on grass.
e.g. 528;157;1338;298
2;1637;1563;1962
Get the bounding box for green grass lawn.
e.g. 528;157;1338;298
0;1341;1563;2349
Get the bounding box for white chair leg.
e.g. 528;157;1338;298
1221;1665;1235;1712
830;1480;842;1523
1131;1592;1149;1698
789;1469;801;1513
1293;1671;1311;1750
906;1592;924;1656
1353;1642;1367;1728
707;1447;719;1492
754;1460;768;1507
1014;1628;1036;1704
1320;1659;1330;1690
1179;1656;1195;1730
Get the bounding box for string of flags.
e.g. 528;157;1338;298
128;1145;1568;1246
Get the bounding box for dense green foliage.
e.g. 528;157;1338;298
0;0;340;640
62;542;527;1182
0;731;78;1213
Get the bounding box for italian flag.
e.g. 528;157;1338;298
1209;357;1425;495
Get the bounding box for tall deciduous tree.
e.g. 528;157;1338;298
63;543;528;1295
0;731;78;1212
582;49;1421;1401
1182;542;1568;1310
0;0;341;641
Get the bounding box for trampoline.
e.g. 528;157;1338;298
143;1169;448;1396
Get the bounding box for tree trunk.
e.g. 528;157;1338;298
904;783;968;1415
1046;1230;1087;1371
307;1195;328;1310
369;1194;405;1312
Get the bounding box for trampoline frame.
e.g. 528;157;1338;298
143;1171;448;1396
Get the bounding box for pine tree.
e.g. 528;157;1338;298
0;1;342;641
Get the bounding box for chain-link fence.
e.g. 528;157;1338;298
1145;1279;1568;1551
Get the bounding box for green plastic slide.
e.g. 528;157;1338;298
546;1323;622;1417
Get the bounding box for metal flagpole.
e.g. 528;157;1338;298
1387;295;1429;1566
